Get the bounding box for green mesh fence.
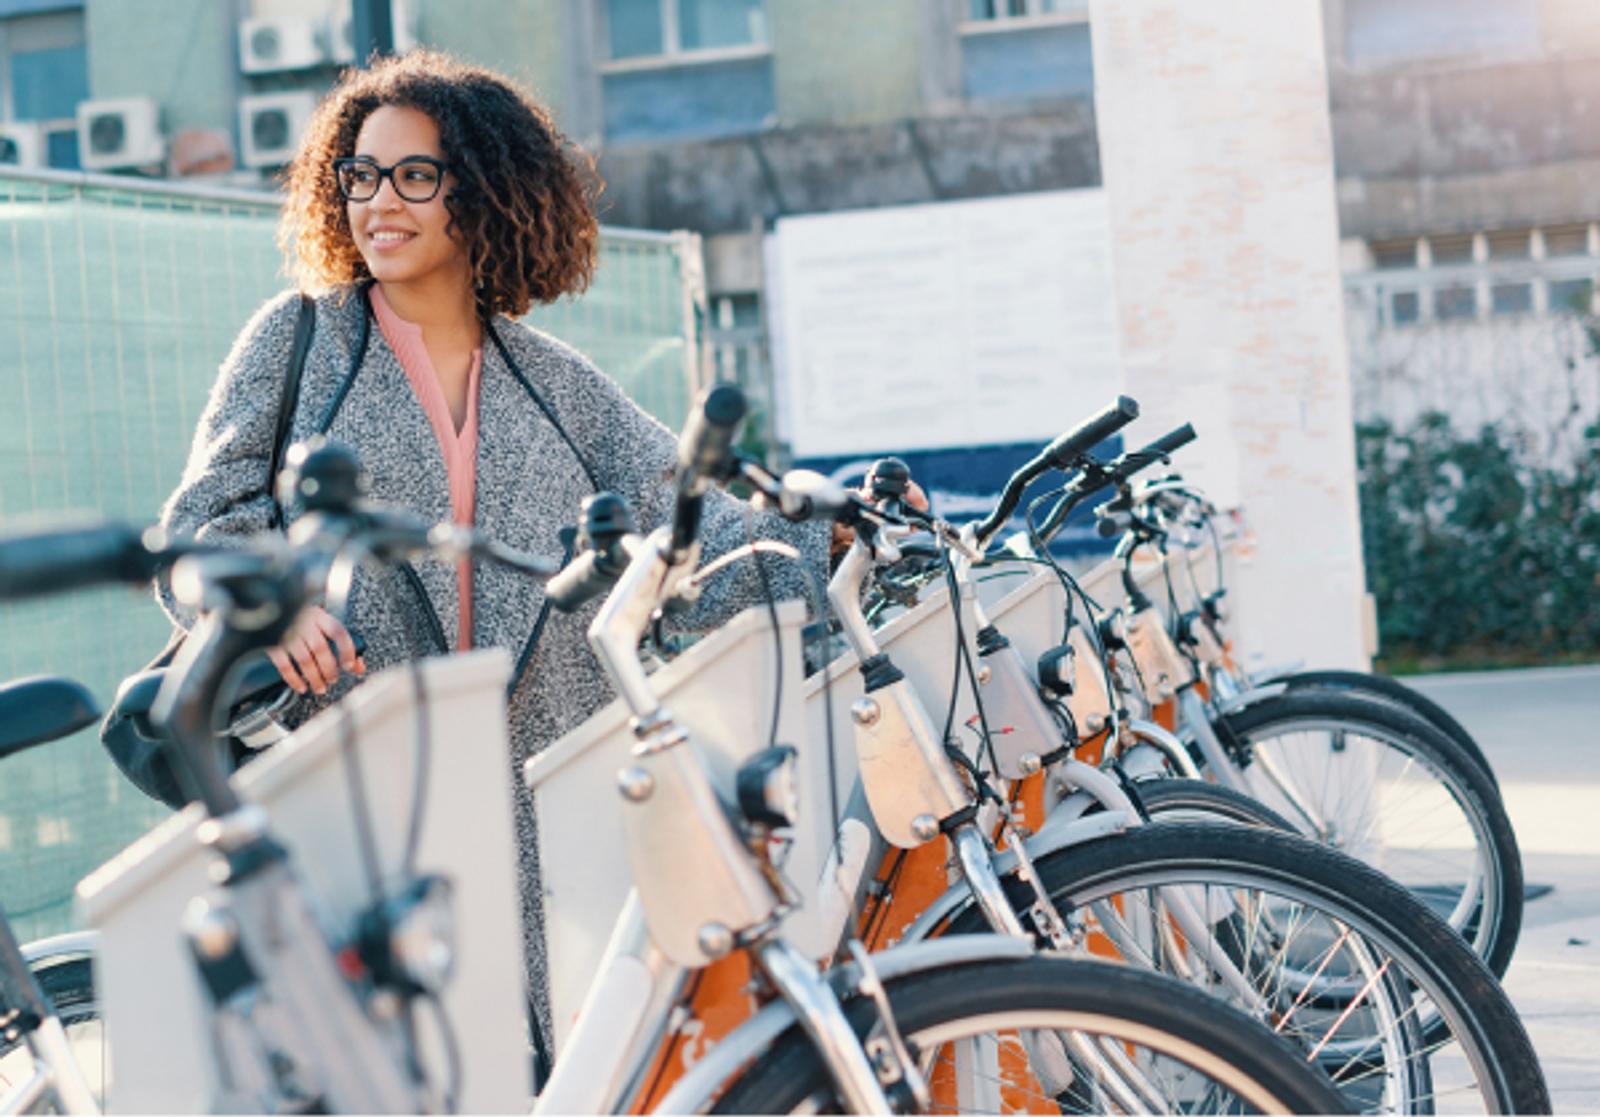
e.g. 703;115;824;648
0;169;703;940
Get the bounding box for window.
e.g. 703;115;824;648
1542;223;1592;258
604;0;767;61
1486;229;1531;260
598;0;775;142
0;7;86;169
1344;0;1539;65
967;0;1088;21
1435;285;1477;321
1371;239;1418;269
1428;233;1475;267
1390;290;1421;325
1549;277;1595;315
1491;283;1532;316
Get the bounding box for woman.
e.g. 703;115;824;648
157;49;826;1050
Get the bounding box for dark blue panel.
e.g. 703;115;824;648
962;22;1094;105
796;437;1123;558
0;0;80;16
603;55;774;143
1344;0;1539;63
11;44;87;121
45;126;77;169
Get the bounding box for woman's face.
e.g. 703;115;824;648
345;104;470;291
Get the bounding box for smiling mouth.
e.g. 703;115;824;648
369;230;415;245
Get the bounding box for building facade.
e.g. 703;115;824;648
5;0;1597;465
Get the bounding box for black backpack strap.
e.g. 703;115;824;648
267;294;316;529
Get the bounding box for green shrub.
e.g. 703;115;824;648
1357;411;1600;670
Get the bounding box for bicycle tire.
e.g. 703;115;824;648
1131;778;1298;831
0;954;105;1104
1269;669;1497;789
713;956;1347;1114
942;823;1549;1114
1211;691;1522;978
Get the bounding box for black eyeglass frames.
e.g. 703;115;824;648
333;156;450;203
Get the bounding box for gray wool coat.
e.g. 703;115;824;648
157;283;828;1044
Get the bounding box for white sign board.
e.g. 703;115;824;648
766;189;1123;458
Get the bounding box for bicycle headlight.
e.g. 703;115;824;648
359;874;455;996
736;745;800;829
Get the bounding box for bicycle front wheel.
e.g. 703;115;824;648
1268;670;1496;789
714;956;1346;1114
0;952;105;1106
1210;691;1522;977
941;823;1547;1114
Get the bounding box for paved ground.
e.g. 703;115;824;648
1406;665;1600;1113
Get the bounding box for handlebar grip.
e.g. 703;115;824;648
0;522;156;601
1096;512;1133;539
546;549;622;613
673;385;748;557
1143;423;1197;462
869;457;911;501
1108;423;1198;483
1043;396;1140;467
544;547;604;608
677;384;748;488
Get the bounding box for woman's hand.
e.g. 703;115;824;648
267;605;366;696
830;474;931;558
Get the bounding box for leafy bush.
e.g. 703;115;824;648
1357;411;1600;670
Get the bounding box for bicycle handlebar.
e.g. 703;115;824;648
973;396;1140;545
1110;423;1196;485
0;522;177;601
1037;423;1198;540
672;384;747;557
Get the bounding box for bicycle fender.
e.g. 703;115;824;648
20;930;97;966
652;936;1034;1115
895;811;1135;946
1207;682;1287;719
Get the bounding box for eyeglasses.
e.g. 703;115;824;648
333;156;449;203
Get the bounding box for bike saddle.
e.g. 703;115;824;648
0;676;100;761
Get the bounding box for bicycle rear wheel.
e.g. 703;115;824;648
714;957;1346;1114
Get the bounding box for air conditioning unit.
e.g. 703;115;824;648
240;91;317;168
325;0;417;64
239;16;326;74
76;98;164;171
0;121;46;168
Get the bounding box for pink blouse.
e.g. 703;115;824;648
370;285;482;651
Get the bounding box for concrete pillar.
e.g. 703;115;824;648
1088;0;1369;670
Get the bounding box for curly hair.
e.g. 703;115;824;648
280;50;601;318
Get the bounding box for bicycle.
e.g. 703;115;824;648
1088;472;1524;980
0;677;103;1114
0;406;1345;1113
537;400;1548;1113
780;411;1548;1113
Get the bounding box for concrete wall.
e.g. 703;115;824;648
1090;0;1369;671
594;99;1099;235
85;0;237;136
767;0;923;126
1324;0;1600;238
415;0;569;126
